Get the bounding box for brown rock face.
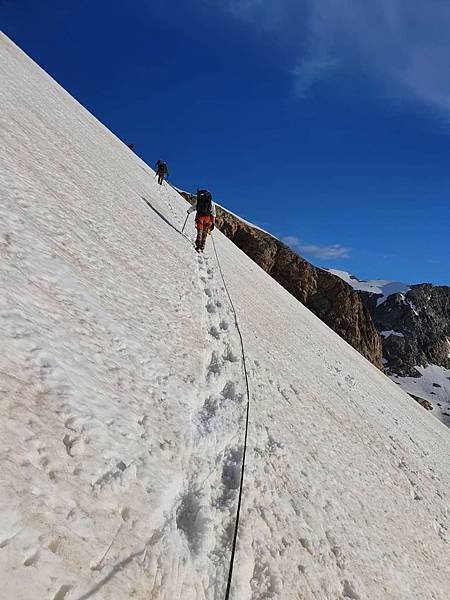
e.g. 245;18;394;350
180;192;383;369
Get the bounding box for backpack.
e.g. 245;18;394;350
196;189;213;216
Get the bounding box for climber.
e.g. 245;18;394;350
187;189;216;252
155;160;169;185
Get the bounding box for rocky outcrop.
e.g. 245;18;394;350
360;285;450;376
408;393;434;411
179;192;383;369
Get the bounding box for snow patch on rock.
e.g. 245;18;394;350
392;365;450;427
326;269;410;306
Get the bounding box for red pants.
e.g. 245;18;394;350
195;215;214;249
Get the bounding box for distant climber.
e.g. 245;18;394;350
127;143;135;151
155;160;169;185
187;189;216;252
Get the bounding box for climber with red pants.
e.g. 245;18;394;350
187;189;216;252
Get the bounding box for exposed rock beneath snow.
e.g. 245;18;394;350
392;364;450;427
407;393;434;411
360;284;450;377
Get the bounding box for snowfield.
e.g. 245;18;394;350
325;269;410;306
393;365;450;427
1;33;449;600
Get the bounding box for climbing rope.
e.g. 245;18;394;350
143;179;251;597
211;233;251;600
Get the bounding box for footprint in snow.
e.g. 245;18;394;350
176;490;207;555
217;446;242;504
209;326;220;339
342;580;361;600
23;549;39;567
208;352;222;376
223;345;239;363
221;381;243;403
199;396;219;430
206;301;217;314
52;584;72;600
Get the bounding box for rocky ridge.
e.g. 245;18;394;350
179;192;383;370
359;284;450;377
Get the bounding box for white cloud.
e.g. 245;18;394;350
293;55;338;98
220;0;450;117
283;236;350;259
218;0;286;29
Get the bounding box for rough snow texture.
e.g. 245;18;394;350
1;33;450;600
205;201;384;369
393;365;450;427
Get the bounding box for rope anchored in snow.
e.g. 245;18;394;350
211;234;251;600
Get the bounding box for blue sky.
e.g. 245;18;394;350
2;0;449;285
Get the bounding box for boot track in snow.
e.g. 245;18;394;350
140;190;250;598
171;248;249;598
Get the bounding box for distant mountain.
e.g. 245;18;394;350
325;269;410;306
327;270;450;426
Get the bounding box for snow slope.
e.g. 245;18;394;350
326;269;410;306
1;33;449;600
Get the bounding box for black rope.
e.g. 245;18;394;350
143;180;250;596
211;233;251;600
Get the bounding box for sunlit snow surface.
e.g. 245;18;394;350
326;268;410;305
381;330;404;338
1;33;449;600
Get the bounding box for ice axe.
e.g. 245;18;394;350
181;212;190;234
